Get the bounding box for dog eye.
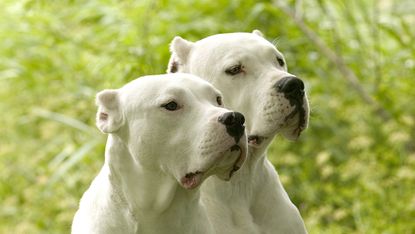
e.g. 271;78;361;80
162;101;179;111
216;96;223;106
225;64;243;75
277;57;285;67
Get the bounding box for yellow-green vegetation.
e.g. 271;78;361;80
1;0;414;233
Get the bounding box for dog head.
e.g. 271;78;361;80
95;73;247;189
168;30;309;151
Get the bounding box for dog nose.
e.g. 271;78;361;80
218;112;245;143
275;76;305;99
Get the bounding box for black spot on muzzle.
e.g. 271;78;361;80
218;112;245;143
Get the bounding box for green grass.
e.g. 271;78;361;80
1;0;414;233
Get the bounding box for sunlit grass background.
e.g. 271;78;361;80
1;0;414;233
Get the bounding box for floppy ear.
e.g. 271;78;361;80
95;89;124;133
252;29;264;38
167;36;194;73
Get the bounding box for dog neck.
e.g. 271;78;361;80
234;146;269;181
103;135;210;232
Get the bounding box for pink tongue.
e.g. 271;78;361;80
181;172;202;189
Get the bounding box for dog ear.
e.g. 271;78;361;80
95;89;124;133
252;29;264;38
167;36;194;73
167;54;180;73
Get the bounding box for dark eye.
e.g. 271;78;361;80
162;101;179;111
225;64;243;75
277;57;285;67
216;96;223;106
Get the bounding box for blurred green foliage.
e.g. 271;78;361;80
1;0;414;233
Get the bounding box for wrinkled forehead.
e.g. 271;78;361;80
193;33;282;59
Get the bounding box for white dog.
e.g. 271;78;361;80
168;30;309;233
71;73;247;234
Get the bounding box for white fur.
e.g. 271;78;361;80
72;73;247;234
168;31;310;233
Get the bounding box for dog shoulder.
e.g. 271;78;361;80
72;167;128;233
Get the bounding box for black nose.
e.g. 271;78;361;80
275;76;305;99
218;112;245;143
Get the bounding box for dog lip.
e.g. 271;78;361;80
285;112;307;139
181;171;204;189
193;143;246;182
283;97;307;133
247;135;267;147
292;126;306;139
184;170;203;178
229;165;240;178
229;145;244;178
230;145;240;152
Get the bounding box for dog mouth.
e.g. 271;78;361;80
281;104;307;140
248;106;306;146
228;145;243;178
215;144;246;181
247;135;268;147
181;171;204;190
180;144;246;189
284;95;307;138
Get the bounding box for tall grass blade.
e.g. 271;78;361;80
33;108;95;134
48;139;100;186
